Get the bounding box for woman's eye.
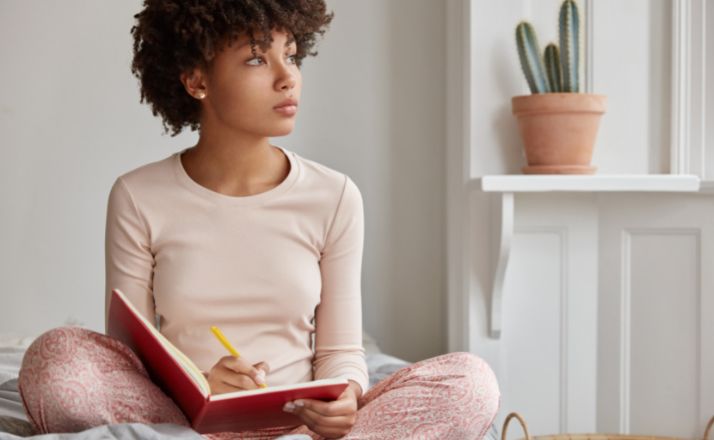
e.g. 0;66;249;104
246;54;297;66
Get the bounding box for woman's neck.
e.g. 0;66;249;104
181;133;290;197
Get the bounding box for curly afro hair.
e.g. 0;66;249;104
130;0;334;137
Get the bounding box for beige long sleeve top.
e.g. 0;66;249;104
104;145;369;393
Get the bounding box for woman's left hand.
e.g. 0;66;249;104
283;381;362;439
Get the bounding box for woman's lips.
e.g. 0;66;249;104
274;105;297;116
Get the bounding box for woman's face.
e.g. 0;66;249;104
190;29;302;138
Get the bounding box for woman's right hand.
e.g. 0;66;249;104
206;356;270;394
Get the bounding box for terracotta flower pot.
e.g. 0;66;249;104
512;93;607;174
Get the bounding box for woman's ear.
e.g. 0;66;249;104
180;67;207;99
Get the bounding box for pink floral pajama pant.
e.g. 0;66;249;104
18;327;500;439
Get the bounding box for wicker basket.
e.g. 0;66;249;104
501;412;714;440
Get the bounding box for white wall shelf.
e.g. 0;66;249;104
479;174;702;340
480;174;701;193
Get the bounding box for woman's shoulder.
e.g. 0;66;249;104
107;152;178;211
289;148;359;194
112;151;176;189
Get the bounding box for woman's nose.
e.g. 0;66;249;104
275;65;297;91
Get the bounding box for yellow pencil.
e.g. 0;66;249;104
210;325;267;388
210;325;241;358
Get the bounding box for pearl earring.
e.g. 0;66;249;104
196;91;206;100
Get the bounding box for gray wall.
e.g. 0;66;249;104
0;0;446;362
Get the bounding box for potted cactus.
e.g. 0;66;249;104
513;0;607;174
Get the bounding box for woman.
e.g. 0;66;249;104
18;1;500;439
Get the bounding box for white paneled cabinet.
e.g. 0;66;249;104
478;188;714;436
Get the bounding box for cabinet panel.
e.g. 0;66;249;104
497;194;599;433
628;232;700;436
599;194;714;435
502;231;564;433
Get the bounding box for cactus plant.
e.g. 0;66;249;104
559;0;580;92
515;0;581;94
515;22;550;94
544;43;562;92
512;0;605;175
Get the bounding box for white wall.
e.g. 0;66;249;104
591;0;671;174
0;1;447;363
289;0;447;362
704;2;714;162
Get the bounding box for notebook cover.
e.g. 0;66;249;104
107;289;207;421
193;382;348;433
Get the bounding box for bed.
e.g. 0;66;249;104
0;331;498;439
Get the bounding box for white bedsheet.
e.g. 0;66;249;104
0;348;25;387
0;422;207;439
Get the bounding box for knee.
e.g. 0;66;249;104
21;326;109;371
19;326;142;397
21;327;92;393
18;327;98;431
449;352;500;416
21;326;91;373
18;326;149;433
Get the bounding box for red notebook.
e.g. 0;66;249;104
107;288;349;434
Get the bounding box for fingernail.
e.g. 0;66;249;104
294;400;304;408
283;402;296;412
255;371;266;382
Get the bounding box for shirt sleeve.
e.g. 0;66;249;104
312;175;369;394
104;177;156;333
